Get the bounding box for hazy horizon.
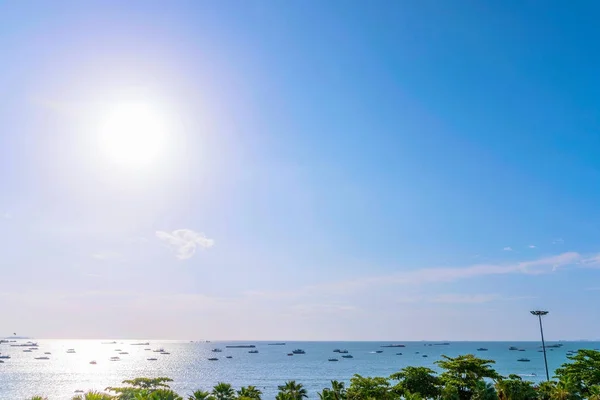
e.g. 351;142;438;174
2;1;600;341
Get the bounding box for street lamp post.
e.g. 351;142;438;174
531;310;550;381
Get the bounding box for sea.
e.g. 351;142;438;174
1;340;598;399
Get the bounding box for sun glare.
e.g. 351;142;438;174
98;102;170;167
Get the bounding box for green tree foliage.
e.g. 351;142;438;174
237;386;262;400
472;381;498;400
555;350;600;396
346;374;395;400
319;380;347;400
277;381;308;400
71;391;115;400
106;377;174;399
390;366;441;399
495;375;537;400
210;382;235;400
436;355;501;400
187;390;213;400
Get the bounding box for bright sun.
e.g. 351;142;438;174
98;102;170;167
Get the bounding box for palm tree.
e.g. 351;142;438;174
237;386;262;400
71;391;114;400
588;386;600;400
211;383;235;400
277;381;308;400
188;390;214;400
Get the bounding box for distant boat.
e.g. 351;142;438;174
208;357;218;361
226;345;255;348
101;341;117;344
375;350;383;353
518;349;526;352
477;348;488;351
328;358;339;362
212;348;223;353
66;349;76;354
153;348;165;353
89;361;97;365
422;355;428;357
292;349;306;354
509;346;519;351
226;356;233;358
248;350;259;354
119;352;129;355
381;344;405;348
341;355;353;358
0;355;11;359
110;357;120;361
44;352;51;355
115;349;122;352
23;350;32;352
144;348;151;351
131;342;149;346
434;343;451;346
34;356;50;360
339;350;349;354
517;358;530;362
268;343;286;346
396;353;402;355
287;353;294;356
415;352;420;354
160;352;170;355
147;358;158;361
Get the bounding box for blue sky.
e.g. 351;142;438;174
1;0;600;340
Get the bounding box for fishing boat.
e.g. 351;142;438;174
477;348;488;351
211;348;223;353
381;344;405;348
509;346;519;351
292;349;305;354
160;352;170;355
0;355;11;359
287;353;294;356
208;357;218;361
67;349;76;354
226;356;233;359
339;350;349;354
248;350;259;354
44;352;51;355
328;358;339;361
89;361;97;365
34;356;50;360
396;353;402;355
341;355;353;358
226;345;255;348
375;350;383;353
147;358;158;361
333;349;341;353
268;343;286;346
110;357;120;361
517;358;530;362
422;355;428;357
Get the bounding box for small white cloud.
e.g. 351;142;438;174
528;245;536;249
2;212;11;220
156;229;214;260
553;238;564;244
503;247;513;251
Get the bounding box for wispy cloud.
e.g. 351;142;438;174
553;238;564;245
503;247;513;251
528;245;536;249
156;229;215;260
252;252;590;299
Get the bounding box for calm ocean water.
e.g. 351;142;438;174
1;340;598;399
